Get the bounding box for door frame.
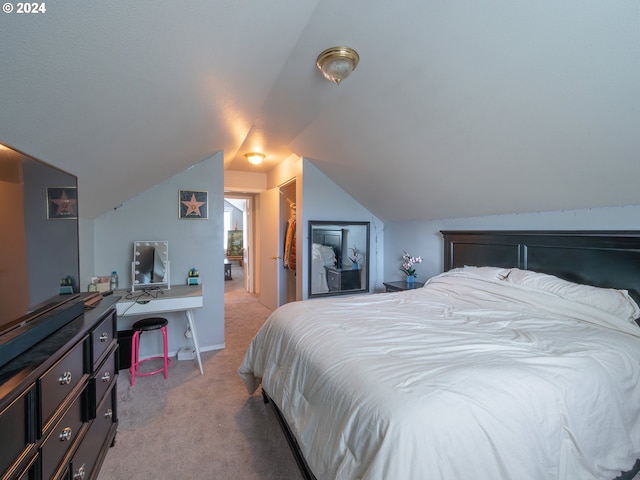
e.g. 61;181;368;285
223;194;255;293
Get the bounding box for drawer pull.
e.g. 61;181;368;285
105;408;113;419
59;427;72;441
74;464;86;479
99;332;109;342
101;371;111;382
59;371;72;385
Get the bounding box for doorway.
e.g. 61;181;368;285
223;195;254;293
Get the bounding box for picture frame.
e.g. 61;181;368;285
47;186;78;220
227;230;243;256
179;190;208;219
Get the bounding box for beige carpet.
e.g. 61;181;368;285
97;264;303;479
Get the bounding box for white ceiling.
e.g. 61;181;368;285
1;1;639;222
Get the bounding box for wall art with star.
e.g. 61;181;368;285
47;186;78;220
179;190;208;219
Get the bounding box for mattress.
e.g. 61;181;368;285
239;268;640;479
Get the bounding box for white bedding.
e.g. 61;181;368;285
310;243;336;294
239;269;640;480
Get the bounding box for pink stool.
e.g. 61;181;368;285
130;317;171;386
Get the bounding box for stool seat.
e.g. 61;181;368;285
130;316;171;386
133;317;168;332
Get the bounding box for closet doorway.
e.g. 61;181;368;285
259;179;297;310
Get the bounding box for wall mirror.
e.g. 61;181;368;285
309;221;370;298
131;241;170;291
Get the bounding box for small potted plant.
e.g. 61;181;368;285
348;245;361;269
400;251;422;284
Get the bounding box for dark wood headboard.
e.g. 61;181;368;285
441;230;640;303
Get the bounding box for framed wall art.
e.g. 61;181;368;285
179;190;208;219
47;186;78;220
227;230;243;256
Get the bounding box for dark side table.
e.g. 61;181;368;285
383;280;425;292
224;259;232;280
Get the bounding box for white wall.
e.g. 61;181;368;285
302;159;385;295
224;170;267;193
93;152;224;356
78;217;95;290
224;200;243;233
384;205;640;283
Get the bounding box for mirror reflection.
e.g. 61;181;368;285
132;241;169;291
309;221;370;297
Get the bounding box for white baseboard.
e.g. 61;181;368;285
199;343;225;353
136;343;226;362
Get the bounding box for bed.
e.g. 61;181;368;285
239;230;640;480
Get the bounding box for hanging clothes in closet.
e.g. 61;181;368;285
283;206;296;271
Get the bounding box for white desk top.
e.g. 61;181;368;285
115;285;205;374
115;285;203;317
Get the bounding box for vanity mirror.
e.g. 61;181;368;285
309;221;370;298
131;241;170;292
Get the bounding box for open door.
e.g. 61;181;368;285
259;187;282;310
259;181;297;310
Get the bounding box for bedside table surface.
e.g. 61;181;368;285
383;280;426;292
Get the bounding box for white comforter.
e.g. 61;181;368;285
311;243;336;294
239;270;640;480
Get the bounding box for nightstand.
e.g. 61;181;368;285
383;280;425;292
325;266;361;291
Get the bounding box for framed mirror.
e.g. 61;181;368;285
309;221;370;298
131;241;170;291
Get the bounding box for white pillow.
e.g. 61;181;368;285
503;268;640;323
313;243;336;266
450;265;512;280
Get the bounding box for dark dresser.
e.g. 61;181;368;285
0;296;119;480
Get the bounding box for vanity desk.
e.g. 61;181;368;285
0;296;119;480
115;285;204;375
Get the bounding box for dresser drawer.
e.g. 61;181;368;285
5;453;38;480
90;311;116;367
326;269;340;290
70;387;116;480
40;341;86;431
92;387;116;451
0;387;34;477
91;349;117;414
40;389;86;480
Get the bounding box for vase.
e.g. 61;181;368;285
405;275;416;285
351;262;359;270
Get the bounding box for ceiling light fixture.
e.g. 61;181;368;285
244;152;265;165
316;46;359;85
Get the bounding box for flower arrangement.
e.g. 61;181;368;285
348;245;361;265
400;251;422;277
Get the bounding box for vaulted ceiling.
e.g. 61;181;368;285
1;1;639;222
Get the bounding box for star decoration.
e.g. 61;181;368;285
51;190;77;216
182;193;205;216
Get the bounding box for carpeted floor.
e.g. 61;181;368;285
97;263;303;479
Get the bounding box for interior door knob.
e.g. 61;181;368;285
272;255;283;260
